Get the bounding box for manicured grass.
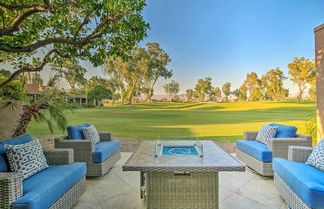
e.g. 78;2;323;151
28;101;316;142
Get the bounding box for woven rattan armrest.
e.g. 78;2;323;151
54;136;95;152
99;132;112;141
0;172;23;209
243;131;258;141
288;146;313;163
43;149;74;165
268;135;312;159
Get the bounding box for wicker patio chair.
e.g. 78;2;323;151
236;131;312;176
54;132;121;177
0;149;86;209
273;146;324;209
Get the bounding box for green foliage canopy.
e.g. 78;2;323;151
238;84;247;101
244;72;263;101
222;82;231;100
0;0;149;87
194;77;212;102
163;80;180;96
144;42;172;102
104;42;172;104
0;75;25;100
105;46;149;103
185;89;194;101
88;85;112;105
261;68;287;101
208;87;221;102
288;57;316;102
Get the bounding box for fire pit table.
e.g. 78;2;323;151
123;140;245;209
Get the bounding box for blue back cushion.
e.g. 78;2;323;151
92;140;121;163
269;123;297;138
236;140;272;162
273;158;324;208
0;134;33;172
13;162;86;209
67;123;90;139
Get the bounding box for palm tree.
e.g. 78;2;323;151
12;88;70;137
9;74;69;137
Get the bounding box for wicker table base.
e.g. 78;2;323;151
143;171;219;209
123;141;244;209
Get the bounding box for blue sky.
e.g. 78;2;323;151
138;0;324;95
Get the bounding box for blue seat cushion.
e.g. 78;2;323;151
273;158;324;209
269;123;297;138
92;140;121;163
13;162;86;209
0;134;33;172
236;140;272;163
67;123;90;139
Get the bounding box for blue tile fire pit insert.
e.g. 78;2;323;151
162;146;198;155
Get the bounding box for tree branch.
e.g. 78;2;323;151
0;5;48;36
73;9;94;39
1;38;85;52
0;3;40;10
43;0;51;8
0;49;63;88
0;16;119;53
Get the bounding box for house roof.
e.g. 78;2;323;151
26;84;50;94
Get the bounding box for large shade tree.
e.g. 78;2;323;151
194;77;213;102
88;85;112;106
185;89;194;102
105;47;149;104
0;0;149;88
222;82;231;101
163;80;179;99
238;84;247;101
208;87;221;102
144;42;172;102
288;57;316;103
104;43;171;104
244;72;263;101
261;68;287;101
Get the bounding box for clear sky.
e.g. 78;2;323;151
138;0;324;95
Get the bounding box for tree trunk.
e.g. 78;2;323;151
12;104;40;137
146;89;154;103
128;95;133;104
146;79;158;103
127;81;137;104
315;24;324;144
297;87;304;103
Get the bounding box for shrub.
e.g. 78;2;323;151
305;112;317;145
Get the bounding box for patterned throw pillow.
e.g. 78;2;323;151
4;139;48;179
306;140;324;171
256;125;278;145
82;125;100;144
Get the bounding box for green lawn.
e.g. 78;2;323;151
28;101;316;142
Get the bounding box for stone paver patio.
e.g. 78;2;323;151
72;153;288;209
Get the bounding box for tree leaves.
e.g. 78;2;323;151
0;0;149;87
288;57;315;102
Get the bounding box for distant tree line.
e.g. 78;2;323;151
183;57;315;103
0;56;315;105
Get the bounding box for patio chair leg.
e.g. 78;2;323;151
140;171;146;199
